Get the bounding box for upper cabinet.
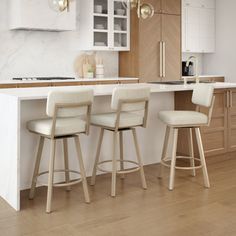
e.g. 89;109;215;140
182;0;215;53
78;0;130;51
9;0;76;31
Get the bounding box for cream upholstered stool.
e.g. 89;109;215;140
158;84;215;190
90;87;150;197
27;89;93;213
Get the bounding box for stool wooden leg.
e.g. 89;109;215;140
46;139;56;213
158;126;170;179
188;128;196;177
195;128;210;188
91;128;104;186
169;128;178;191
119;131;125;179
29;136;44;200
111;132;118;197
63;139;71;191
132;128;147;190
74;136;90;203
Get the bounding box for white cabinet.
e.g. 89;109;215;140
182;0;215;53
78;0;130;51
9;0;76;31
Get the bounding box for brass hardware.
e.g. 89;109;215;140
160;41;163;77
162;41;166;78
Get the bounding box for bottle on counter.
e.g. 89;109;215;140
95;57;104;78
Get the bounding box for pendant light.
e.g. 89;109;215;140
123;0;154;19
48;0;69;12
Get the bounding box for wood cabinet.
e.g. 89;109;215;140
119;0;181;82
175;85;236;158
9;0;76;31
78;0;130;51
182;0;215;53
145;0;181;15
0;79;139;89
162;0;181;15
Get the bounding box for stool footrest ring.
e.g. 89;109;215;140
97;159;141;174
37;169;82;187
161;156;202;170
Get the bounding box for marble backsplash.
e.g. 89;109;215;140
0;0;118;80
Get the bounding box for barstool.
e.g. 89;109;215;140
158;84;215;190
90;87;150;197
27;89;93;213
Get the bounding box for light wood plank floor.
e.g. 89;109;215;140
1;157;236;236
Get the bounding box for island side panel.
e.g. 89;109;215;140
0;94;20;210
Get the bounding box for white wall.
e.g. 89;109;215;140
203;0;236;82
0;0;118;80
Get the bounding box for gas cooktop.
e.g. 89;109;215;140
12;77;75;81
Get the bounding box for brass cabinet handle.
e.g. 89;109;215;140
230;90;233;108
159;41;163;77
162;41;166;78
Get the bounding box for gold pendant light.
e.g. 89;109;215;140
48;0;69;12
123;0;154;19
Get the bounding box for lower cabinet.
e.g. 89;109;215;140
175;88;235;157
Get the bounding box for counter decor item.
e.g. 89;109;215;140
74;53;96;78
86;66;94;79
95;57;104;78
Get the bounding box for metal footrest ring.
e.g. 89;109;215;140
37;169;82;187
97;159;141;174
161;156;202;170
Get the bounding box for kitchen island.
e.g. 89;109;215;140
0;82;235;211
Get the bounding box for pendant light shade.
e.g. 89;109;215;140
122;0;154;19
48;0;68;12
138;3;154;19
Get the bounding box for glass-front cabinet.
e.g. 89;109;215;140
79;0;130;51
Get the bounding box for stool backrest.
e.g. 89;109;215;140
192;84;214;107
111;87;151;130
111;87;151;112
192;84;215;126
47;89;94;118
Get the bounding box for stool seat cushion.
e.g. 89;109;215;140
91;112;144;129
158;110;208;126
27;117;86;136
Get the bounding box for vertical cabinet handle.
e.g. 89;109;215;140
159;41;163;77
162;41;166;78
230;90;233;108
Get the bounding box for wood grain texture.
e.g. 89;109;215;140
1;156;236;235
162;14;181;81
161;0;181;15
119;1;181;83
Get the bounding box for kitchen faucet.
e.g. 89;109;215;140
184;56;200;84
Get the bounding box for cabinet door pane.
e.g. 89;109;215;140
139;14;162;82
162;14;181;81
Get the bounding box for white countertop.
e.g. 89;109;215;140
0;82;235;101
0;77;138;84
182;75;224;79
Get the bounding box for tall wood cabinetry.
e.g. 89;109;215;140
175;86;236;158
119;0;181;83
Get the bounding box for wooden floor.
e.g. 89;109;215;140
1;156;236;236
